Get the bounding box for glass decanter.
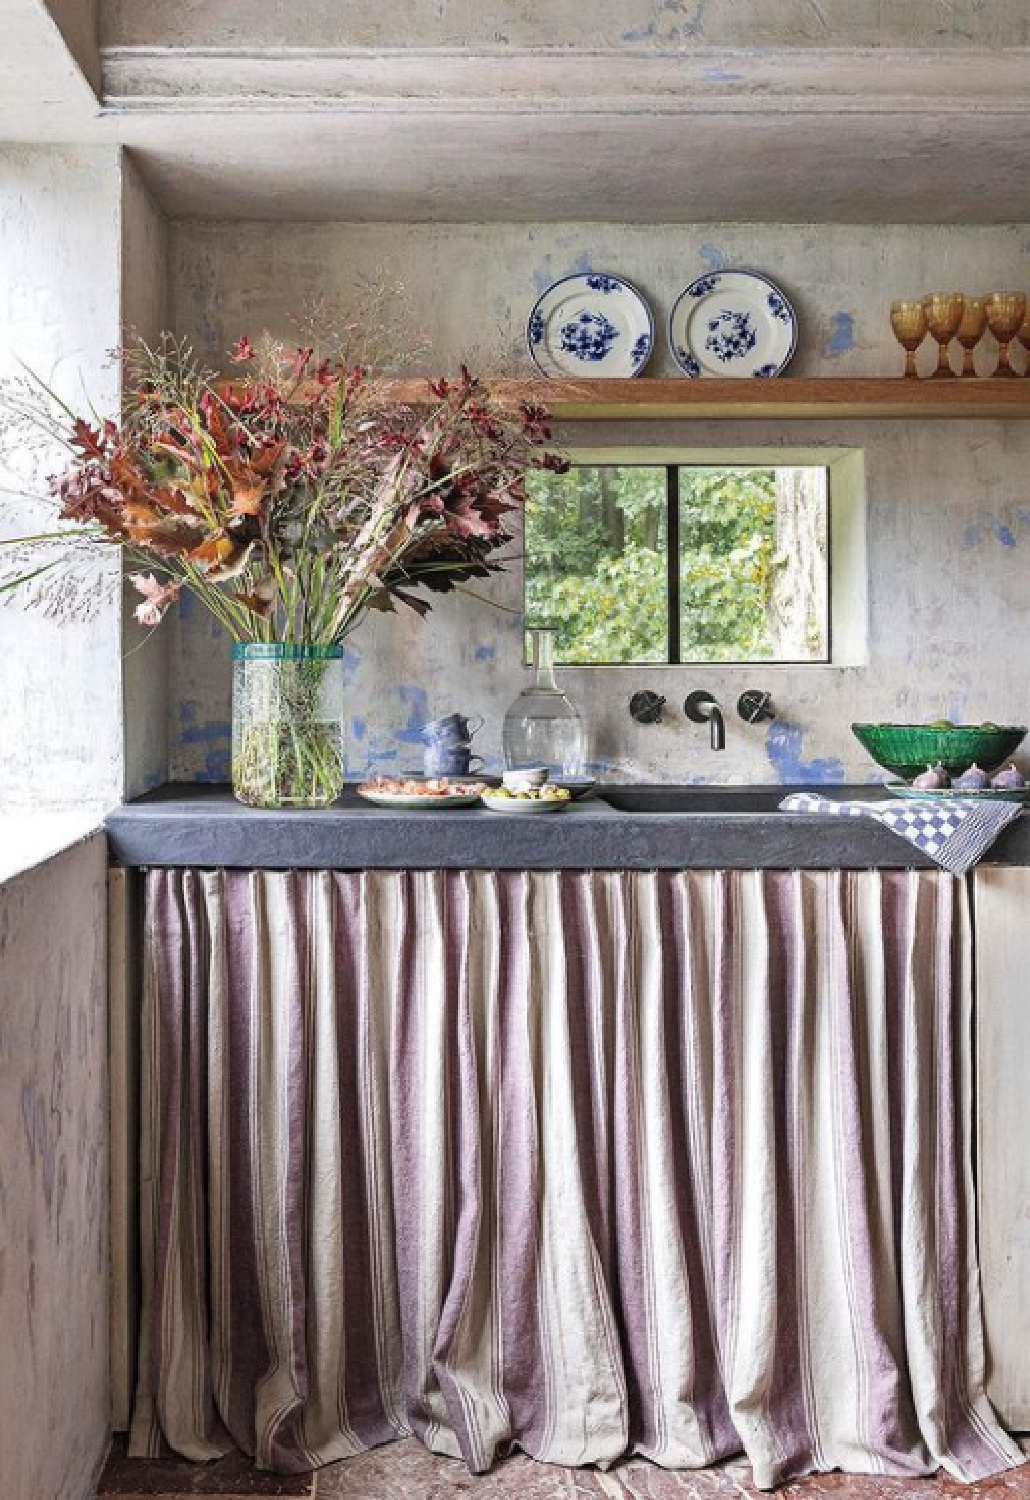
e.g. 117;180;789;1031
502;628;586;775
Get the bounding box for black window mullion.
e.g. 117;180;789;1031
666;464;681;665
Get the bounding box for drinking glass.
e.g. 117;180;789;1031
890;300;927;379
922;292;964;379
1016;306;1030;377
984;292;1027;378
955;296;986;378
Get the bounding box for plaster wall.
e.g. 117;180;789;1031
0;834;109;1497
120;153;170;796
168;219;1030;786
45;0;101;95
0;146;124;809
100;0;1030;50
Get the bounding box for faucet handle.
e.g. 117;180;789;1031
738;689;775;724
629;689;666;725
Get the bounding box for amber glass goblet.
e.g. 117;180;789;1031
955;296;986;378
890;300;928;379
984;292;1027;378
922;292;964;379
1016;307;1030;377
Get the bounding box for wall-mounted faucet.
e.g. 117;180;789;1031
684;690;726;751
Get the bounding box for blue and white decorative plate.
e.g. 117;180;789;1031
669;270;797;379
527;272;654;378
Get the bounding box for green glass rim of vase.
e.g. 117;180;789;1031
231;643;344;662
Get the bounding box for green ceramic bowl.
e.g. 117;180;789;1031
851;722;1027;781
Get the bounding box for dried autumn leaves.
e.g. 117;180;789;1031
36;338;565;645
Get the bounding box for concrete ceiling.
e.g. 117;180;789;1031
3;0;1030;223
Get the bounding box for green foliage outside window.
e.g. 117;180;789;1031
525;466;667;663
679;468;777;661
524;464;801;664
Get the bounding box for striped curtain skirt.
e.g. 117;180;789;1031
128;867;1020;1489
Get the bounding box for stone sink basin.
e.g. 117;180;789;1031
598;785;798;815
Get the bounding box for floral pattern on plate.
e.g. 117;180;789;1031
669;270;798;379
527;272;654;378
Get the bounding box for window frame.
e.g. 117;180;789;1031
523;445;867;670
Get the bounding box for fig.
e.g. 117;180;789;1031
913;763;950;790
991;763;1025;789
954;763;989;790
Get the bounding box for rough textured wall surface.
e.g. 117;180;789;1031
100;0;1030;49
0;146;124;809
0;834;109;1497
168;220;1030;786
45;0;101;94
120;152;170;796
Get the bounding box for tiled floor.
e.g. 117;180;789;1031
98;1437;1030;1500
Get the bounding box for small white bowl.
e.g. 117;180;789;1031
502;767;548;790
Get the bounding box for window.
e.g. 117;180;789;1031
524;461;831;666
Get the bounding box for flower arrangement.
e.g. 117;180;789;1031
6;336;561;640
1;332;566;805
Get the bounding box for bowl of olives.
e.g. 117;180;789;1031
851;720;1027;781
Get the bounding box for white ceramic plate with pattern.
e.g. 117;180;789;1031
527;273;654;378
480;791;571;814
669;270;798;379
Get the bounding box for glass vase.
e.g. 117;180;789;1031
502;628;586;776
231;644;345;809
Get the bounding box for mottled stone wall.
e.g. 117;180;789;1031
0;146;125;809
0;834;109;1497
166;220;1030;785
120;152;171;797
100;0;1030;50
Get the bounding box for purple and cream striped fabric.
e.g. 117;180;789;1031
128;867;1020;1490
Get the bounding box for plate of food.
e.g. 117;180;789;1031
480;785;573;814
885;761;1030;802
356;777;486;809
887;784;1030;803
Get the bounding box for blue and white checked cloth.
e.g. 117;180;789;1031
780;792;1023;875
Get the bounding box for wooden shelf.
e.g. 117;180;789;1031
379;376;1030;421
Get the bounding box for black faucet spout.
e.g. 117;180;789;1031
684;690;727;751
708;705;726;751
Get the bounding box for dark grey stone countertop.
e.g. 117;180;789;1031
104;783;1030;871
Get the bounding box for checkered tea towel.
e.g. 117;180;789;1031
779;792;1023;875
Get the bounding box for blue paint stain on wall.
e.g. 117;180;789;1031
340;646;361;675
766;722;846;784
200;746;230;782
178;699;230;779
532;252;593;295
702;67;743;82
474;643;496;661
824;312;855;357
179;699;230;746
351;716;367;741
181;717;230;747
394;685;430;745
963;511;1025;549
698;243;729;272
